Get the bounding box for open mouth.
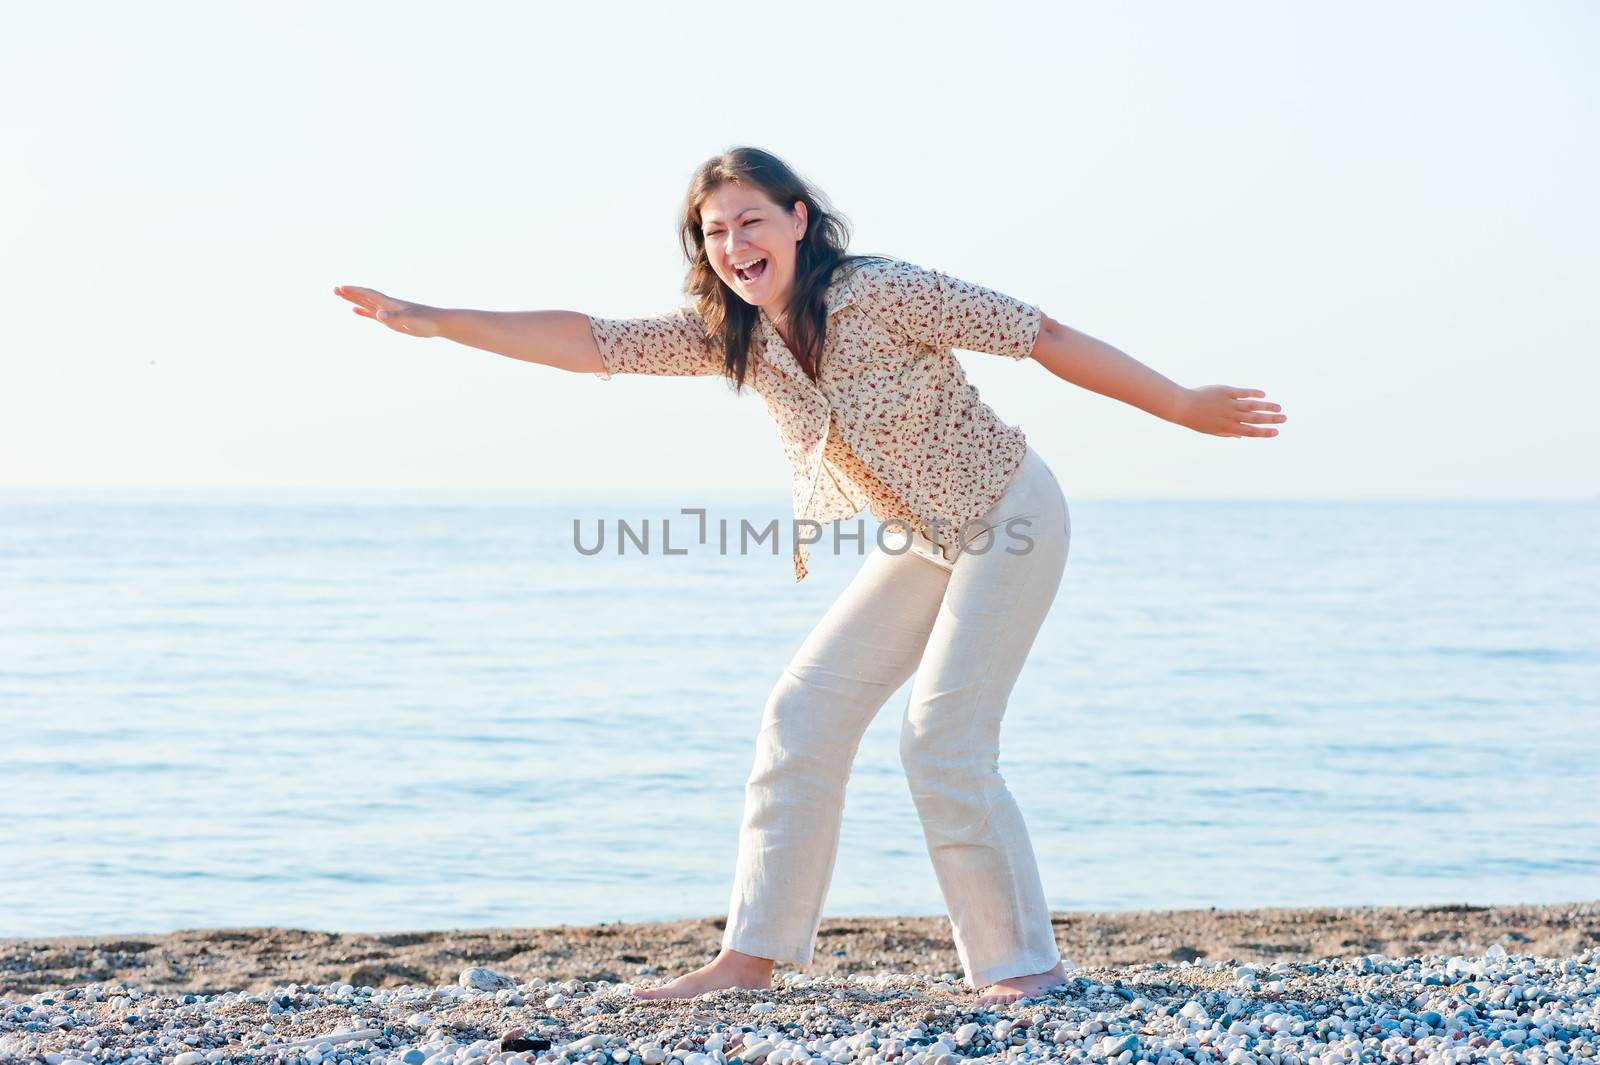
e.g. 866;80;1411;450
733;258;768;284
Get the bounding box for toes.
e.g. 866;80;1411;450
976;990;1022;1007
977;989;1023;1006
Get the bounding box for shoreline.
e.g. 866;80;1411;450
4;900;1597;998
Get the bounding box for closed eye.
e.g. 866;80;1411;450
705;219;762;237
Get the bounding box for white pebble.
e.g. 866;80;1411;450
458;966;515;991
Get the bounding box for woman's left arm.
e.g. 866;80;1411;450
1027;315;1285;439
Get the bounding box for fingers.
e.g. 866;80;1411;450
334;285;388;311
1231;395;1287;433
340;293;417;334
1202;389;1285;437
1211;421;1278;438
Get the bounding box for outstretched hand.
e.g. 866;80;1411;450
1175;387;1285;438
333;285;440;338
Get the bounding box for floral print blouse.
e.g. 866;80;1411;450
586;257;1045;582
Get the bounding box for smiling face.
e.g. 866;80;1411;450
699;181;808;318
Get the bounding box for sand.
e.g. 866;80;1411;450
5;900;1598;998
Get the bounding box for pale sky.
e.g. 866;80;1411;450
4;0;1595;503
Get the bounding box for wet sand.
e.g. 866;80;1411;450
5;900;1597;998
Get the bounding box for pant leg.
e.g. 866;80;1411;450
721;536;952;966
898;446;1072;989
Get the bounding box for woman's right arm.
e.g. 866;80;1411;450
433;307;606;373
333;285;723;379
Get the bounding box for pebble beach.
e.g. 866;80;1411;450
4;902;1598;1065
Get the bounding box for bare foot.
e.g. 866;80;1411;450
974;960;1071;1007
631;948;775;1000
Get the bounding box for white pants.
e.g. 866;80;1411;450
721;445;1071;989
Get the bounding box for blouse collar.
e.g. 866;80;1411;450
756;267;858;398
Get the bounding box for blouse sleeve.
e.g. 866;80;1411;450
586;305;725;379
853;258;1044;361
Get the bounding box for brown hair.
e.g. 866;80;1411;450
678;146;889;393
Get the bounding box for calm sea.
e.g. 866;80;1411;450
2;497;1596;939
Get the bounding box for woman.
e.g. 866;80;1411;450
334;146;1285;1007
